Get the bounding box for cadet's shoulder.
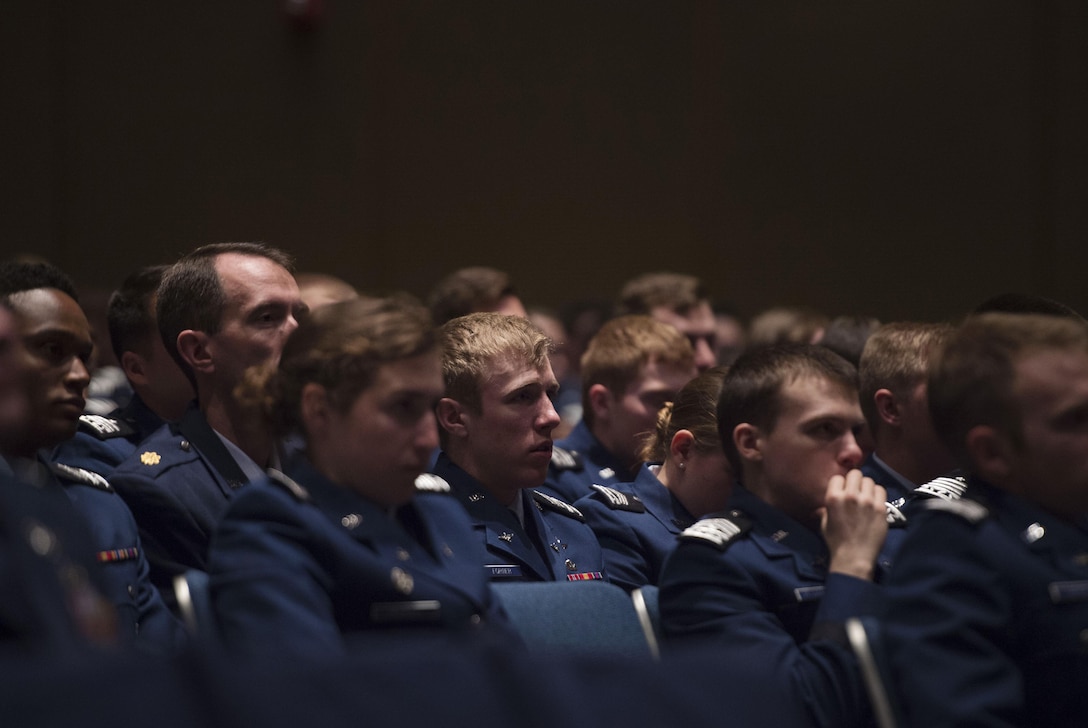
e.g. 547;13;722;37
265;469;312;503
678;510;753;551
414;473;451;495
581;484;647;514
49;462;114;494
549;446;583;472
530;490;585;522
74;414;138;442
918;495;990;524
110;428;205;480
912;473;970;503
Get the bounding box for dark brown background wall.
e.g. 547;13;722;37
4;2;1087;322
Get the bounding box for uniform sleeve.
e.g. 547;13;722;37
577;496;655;592
51;434;131;478
882;517;1022;727
123;515;187;653
659;541;874;728
208;489;345;658
109;470;212;595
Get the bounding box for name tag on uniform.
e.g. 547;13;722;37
487;564;524;579
793;586;825;603
1049;580;1088;604
566;572;605;581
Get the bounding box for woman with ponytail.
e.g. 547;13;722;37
574;366;733;591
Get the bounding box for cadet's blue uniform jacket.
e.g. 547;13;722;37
539;420;634;503
4;455;184;652
860;453;914;506
882;480;1088;727
208;457;513;658
659;486;880;728
0;465;117;654
109;406;258;596
432;452;608;583
574;463;694;592
49;394;167;477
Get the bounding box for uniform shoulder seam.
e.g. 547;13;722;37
531;490;585;521
267;469;312;502
679;512;752;551
50;462;113;493
589;484;646;513
921;496;988;523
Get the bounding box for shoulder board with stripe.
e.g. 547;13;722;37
76;414;137;441
589;484;646;513
267;469;312;503
914;474;968;502
415;473;451;493
550;446;583;472
531;490;585;522
51;462;112;493
680;512;752;551
921;496;988;524
886;501;907;526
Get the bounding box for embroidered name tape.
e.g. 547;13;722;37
793;586;825;603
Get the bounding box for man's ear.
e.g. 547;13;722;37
175;330;212;376
587;383;611;423
965;425;1012;483
873;389;900;427
120;350;148;388
299;383;330;436
669;429;696;463
733;423;763;463
435;397;468;438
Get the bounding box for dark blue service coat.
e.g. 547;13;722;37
859;453;915;506
209;457;512;657
432;452;608;583
659;485;880;728
44;457;183;651
0;466;117;654
108;406;263;594
49;394;167;477
574;463;695;592
539;419;635;503
882;480;1088;727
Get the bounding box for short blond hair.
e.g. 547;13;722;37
580;315;695;428
616;272;708;317
440;312;552;413
858;322;953;433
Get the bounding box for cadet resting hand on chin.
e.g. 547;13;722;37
821;469;887;581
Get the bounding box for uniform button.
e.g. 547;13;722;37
127;584;136;597
180;440;191;452
470;614;482;626
26;523;57;556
